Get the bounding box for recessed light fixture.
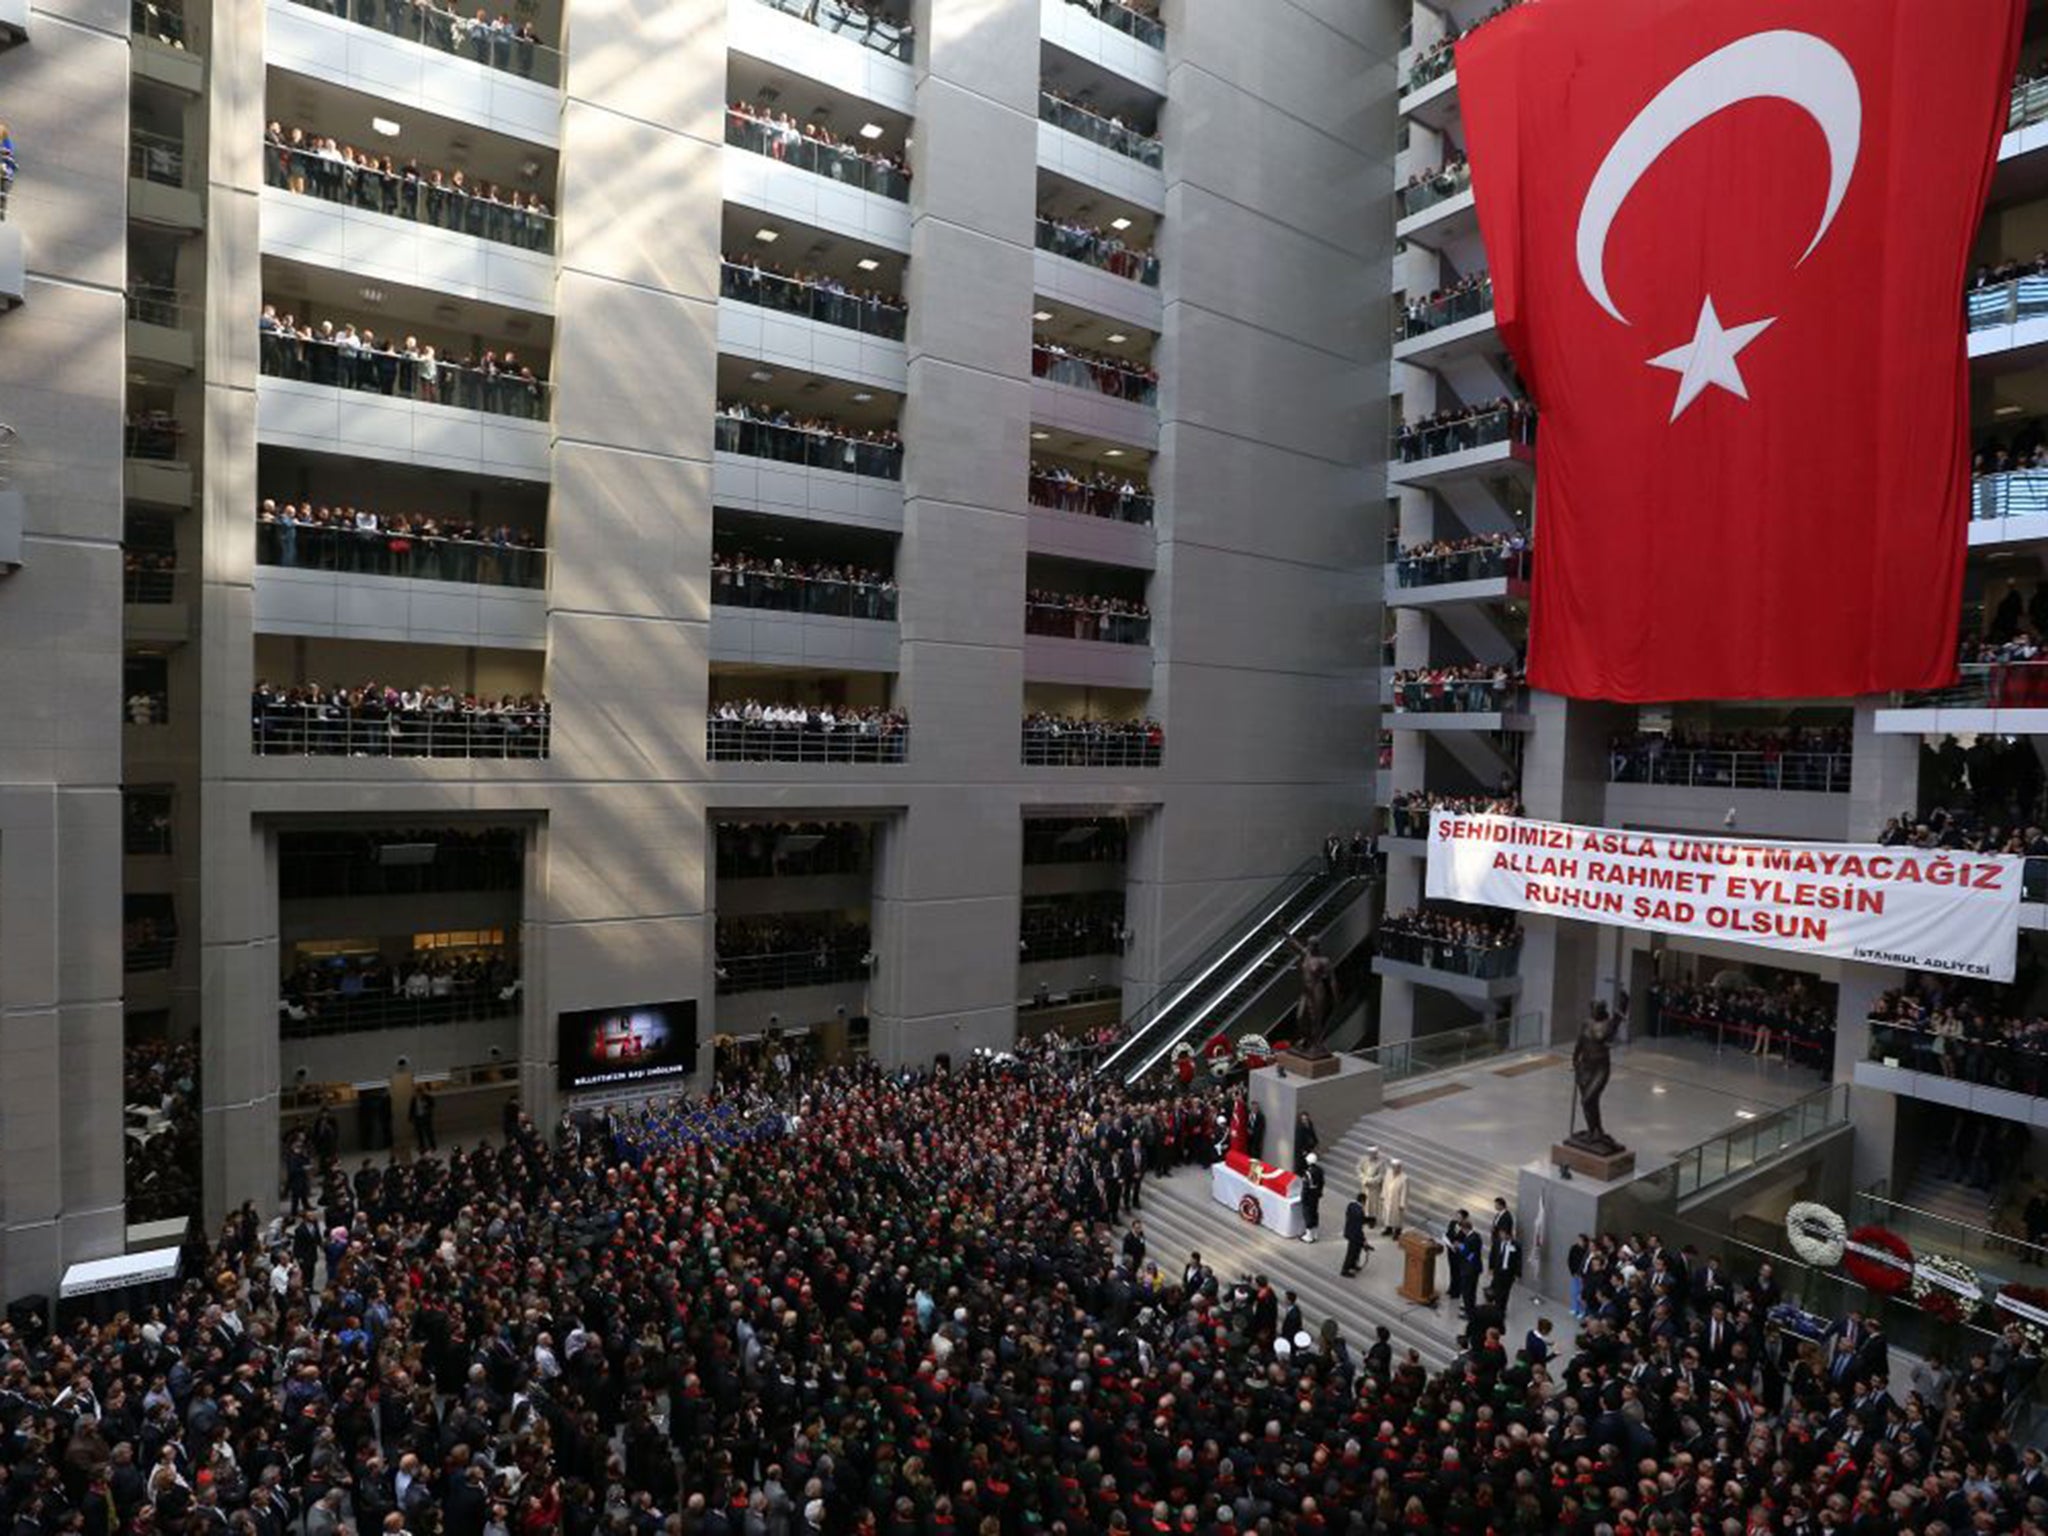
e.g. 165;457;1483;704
1104;448;1124;458
1735;1109;1756;1120
1109;216;1132;231
372;116;402;137
1105;332;1128;344
1030;430;1051;441
1650;1084;1667;1095
856;257;880;272
359;286;385;303
850;391;874;403
754;227;780;243
1997;403;2025;417
1032;309;1054;322
859;122;886;140
748;368;775;383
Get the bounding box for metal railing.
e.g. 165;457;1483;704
258;523;547;589
1867;1018;2048;1097
132;0;192;47
1025;601;1150;645
711;569;898;620
1669;1081;1849;1200
1967;272;2048;333
280;992;519;1039
1892;661;2048;709
719;261;907;339
259;329;551;420
724;109;911;200
251;705;552;759
130;129;188;188
1403;45;1456;95
126;285;194;329
1606;748;1852;793
1392;543;1526;587
1038;93;1162;168
715;414;903;480
1388;676;1525;713
1376;928;1521;978
707;720;909;764
125;938;178;973
1020;725;1162;768
124;808;174;856
1352;1011;1544;1082
1019;926;1127;963
752;0;913;58
1398;162;1471;219
1034;218;1160;286
267;144;555;253
2014;75;2048;133
1973;468;2048;525
1399;278;1493;340
1851;1187;2048;1298
716;944;871;993
1062;0;1163;48
283;0;562;86
1394;405;1536;462
1027;474;1154;524
1033;344;1157;404
125;415;185;461
124;565;178;604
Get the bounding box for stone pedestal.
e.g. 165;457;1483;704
1551;1141;1636;1180
1251;1056;1385;1174
1278;1048;1342;1080
1398;1231;1442;1305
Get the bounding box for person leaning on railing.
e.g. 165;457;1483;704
250;680;551;757
710;550;898;619
1399;270;1494;338
258;303;546;418
1385;789;1521;839
1031;338;1159;403
1020;713;1163;766
706;699;909;762
1393;530;1527;586
724;98;912;195
1024;589;1150;644
1377;906;1521;977
1870;978;2048;1095
264;121;554;250
1034;215;1161;285
1394;396;1535;461
714;398;903;478
1388;660;1525;712
718;253;906;335
257;498;543;586
1027;462;1152;522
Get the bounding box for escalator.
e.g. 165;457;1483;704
1097;858;1376;1086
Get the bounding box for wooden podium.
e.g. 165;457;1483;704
1397;1231;1442;1306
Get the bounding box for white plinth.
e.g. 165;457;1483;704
1211;1159;1306;1237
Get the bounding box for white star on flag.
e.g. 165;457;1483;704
1646;296;1776;422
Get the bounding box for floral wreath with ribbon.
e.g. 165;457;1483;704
1785;1201;1847;1267
1994;1281;2048;1348
1842;1223;1914;1296
1909;1253;1982;1325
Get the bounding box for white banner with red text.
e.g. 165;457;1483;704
1425;813;2024;982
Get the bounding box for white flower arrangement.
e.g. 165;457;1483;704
1908;1252;1982;1313
1785;1201;1847;1267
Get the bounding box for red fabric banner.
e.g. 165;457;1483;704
1457;0;2021;701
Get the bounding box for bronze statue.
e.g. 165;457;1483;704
1282;934;1337;1054
1567;1001;1622;1154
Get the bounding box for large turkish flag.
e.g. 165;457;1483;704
1457;0;2022;702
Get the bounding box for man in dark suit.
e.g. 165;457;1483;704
1487;1229;1521;1309
1341;1195;1369;1278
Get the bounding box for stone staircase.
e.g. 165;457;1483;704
1327;1107;1522;1240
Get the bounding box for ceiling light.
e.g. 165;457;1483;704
856;257;880;272
859;122;885;140
748;368;775;382
1650;1085;1667;1095
1734;1109;1756;1120
1109;216;1132;231
754;227;780;243
1105;332;1128;344
1030;430;1051;441
850;391;873;403
359;286;385;303
1997;404;2024;416
372;116;402;137
1033;309;1054;322
1104;448;1124;458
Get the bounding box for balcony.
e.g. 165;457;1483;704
1037;93;1163;212
132;0;205;92
1393;278;1498;366
1026;463;1154;569
717;941;872;995
253;563;547;649
1033;220;1161;334
1386;542;1527;608
724;106;910;194
1966;273;2048;365
126;287;197;372
129;130;203;230
1388;404;1536;487
1020;716;1161;768
1858;1020;2048;1128
1875;661;2048;735
1031;339;1158;448
1969;468;2048;549
1040;0;1165;95
252;697;552;759
1371;928;1522;1002
1395;162;1475;246
125;416;195;508
1024;592;1151;689
707;712;908;765
717;262;907;393
259;173;554;314
1398;46;1459;131
1607;746;1850;794
257;517;545;588
728;0;914;112
723;145;911;255
1386;671;1532;732
256;325;553;480
281;989;518;1040
1998;75;2048;198
709;566;900;670
268;0;561;146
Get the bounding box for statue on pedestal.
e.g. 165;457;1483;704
1565;1001;1623;1156
1282;934;1337;1054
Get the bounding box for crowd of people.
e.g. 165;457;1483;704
1024;591;1151;645
713;916;872;992
1869;977;2048;1097
256;500;545;588
715;821;871;880
711;552;899;621
755;0;913;59
1039;84;1162;165
1646;976;1838;1070
720;256;907;339
1377;907;1522;978
121;1038;200;1223
1388;662;1525;713
1020;895;1129;962
716;402;904;480
1021;713;1164;767
264;121;554;250
258;305;548;418
124;548;178;603
1032;340;1159;404
1398;156;1472;217
1391;531;1527;588
1402;0;1528;91
707;700;910;763
1394;398;1535;461
250;682;553;758
1398;271;1494;340
1059;0;1162;46
278;950;522;1036
1385;790;1521;839
725;99;911;198
1034;215;1160;285
1606;726;1854;793
1027;463;1153;524
285;0;552;77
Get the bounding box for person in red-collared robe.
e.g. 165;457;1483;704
1228;1097;1247;1159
